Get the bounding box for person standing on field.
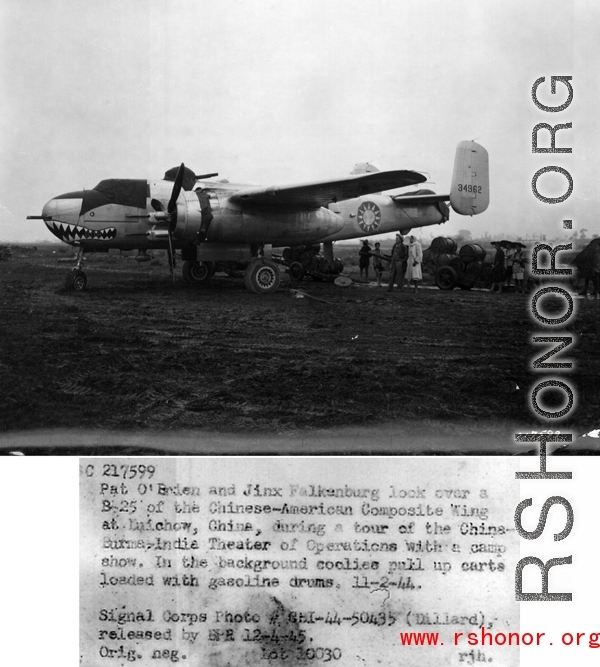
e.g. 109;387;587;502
372;242;385;286
359;240;371;281
405;235;423;292
593;244;600;298
513;243;526;293
490;242;505;293
504;243;516;288
387;234;405;291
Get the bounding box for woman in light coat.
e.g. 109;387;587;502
405;235;423;291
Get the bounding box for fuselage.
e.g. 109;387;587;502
41;178;448;252
324;194;447;242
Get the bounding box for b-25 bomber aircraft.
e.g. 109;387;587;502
28;140;489;293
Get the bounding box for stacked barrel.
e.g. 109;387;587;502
428;237;494;290
457;244;490;289
430;237;457;267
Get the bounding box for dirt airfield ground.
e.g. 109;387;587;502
1;248;599;455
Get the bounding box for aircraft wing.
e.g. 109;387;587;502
229;170;427;210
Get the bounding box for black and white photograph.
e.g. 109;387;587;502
1;3;600;666
1;0;599;454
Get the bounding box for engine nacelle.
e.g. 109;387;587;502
172;191;205;244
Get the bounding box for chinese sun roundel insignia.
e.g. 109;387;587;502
357;201;381;233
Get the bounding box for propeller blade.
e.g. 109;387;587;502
195;172;219;180
167;163;185;217
167;229;175;284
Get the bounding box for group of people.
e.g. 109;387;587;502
492;240;600;298
358;234;423;291
490;241;527;293
576;243;600;298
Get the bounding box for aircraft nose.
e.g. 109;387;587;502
41;199;54;220
42;193;83;241
42;193;83;222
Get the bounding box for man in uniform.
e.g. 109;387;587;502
387;234;407;291
359;240;371;280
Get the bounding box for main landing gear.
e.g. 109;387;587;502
243;258;281;294
182;249;282;294
65;248;88;291
182;260;216;284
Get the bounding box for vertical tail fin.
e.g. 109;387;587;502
449;141;489;215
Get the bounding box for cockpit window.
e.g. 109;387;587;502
81;179;148;215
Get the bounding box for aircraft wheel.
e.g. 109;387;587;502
72;270;87;291
182;260;214;284
288;262;304;283
244;259;281;294
435;266;458;290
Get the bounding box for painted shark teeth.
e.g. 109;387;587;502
46;222;117;242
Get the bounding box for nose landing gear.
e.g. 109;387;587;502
65;248;87;291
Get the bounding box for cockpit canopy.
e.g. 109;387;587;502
80;179;149;215
55;166;198;216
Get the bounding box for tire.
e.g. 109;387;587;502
182;260;214;284
435;266;458;290
72;270;87;291
288;262;304;283
244;258;281;294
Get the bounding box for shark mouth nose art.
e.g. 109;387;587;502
46;221;117;242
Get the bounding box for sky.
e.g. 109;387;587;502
1;0;598;243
